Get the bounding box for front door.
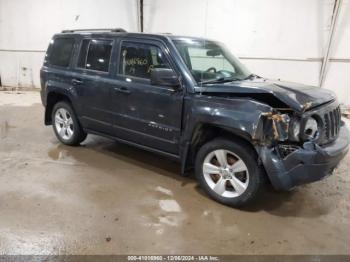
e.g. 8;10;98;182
111;39;183;154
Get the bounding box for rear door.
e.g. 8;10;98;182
110;38;184;154
72;37;116;135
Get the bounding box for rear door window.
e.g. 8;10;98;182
78;39;113;72
48;38;75;67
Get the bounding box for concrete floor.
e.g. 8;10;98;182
1;91;350;255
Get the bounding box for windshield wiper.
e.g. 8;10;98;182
243;74;261;80
200;77;242;85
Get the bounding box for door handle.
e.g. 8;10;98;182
72;78;83;85
114;86;131;94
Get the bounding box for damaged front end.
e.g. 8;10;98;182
254;101;350;190
261;111;290;142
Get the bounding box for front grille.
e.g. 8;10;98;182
323;106;341;142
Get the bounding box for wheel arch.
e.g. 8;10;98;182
45;91;73;125
180;123;258;174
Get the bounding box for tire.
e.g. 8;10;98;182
195;138;264;207
52;101;87;146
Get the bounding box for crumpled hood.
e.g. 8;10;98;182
197;79;337;112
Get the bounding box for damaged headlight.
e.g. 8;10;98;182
289;116;320;142
303;117;320;140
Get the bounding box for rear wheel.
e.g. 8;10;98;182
195;138;263;207
52;101;87;146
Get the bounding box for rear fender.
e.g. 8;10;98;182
44;80;79;125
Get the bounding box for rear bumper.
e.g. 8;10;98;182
260;124;350;190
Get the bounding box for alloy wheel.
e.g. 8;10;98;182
202;149;249;198
54;108;74;140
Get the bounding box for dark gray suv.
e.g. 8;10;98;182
40;28;350;207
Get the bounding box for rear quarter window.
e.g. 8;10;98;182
48;38;75;67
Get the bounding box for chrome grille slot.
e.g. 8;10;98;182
330;110;335;137
336;107;341;134
324;113;330;139
323;106;341;143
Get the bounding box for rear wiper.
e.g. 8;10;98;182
200;77;242;85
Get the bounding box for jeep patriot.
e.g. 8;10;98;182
40;28;350;207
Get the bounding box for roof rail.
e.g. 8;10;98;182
61;28;127;33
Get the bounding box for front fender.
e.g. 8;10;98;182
182;96;274;143
179;95;290;174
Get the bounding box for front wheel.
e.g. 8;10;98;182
195;138;264;207
52;101;87;146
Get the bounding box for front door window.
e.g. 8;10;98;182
119;42;171;79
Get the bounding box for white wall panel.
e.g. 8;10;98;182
143;0;350;106
144;0;333;58
331;0;350;58
241;59;320;87
323;62;350;106
0;0;138;50
0;0;350;106
0;52;45;88
0;0;138;88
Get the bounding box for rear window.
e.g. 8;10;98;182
48;38;75;67
78;39;113;72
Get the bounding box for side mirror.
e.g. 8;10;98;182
150;68;180;88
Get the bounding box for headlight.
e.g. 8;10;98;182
289;118;301;141
289;116;320;142
304;117;320;140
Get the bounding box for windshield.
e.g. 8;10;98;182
173;38;251;84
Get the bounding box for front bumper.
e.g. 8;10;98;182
260;124;350;190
